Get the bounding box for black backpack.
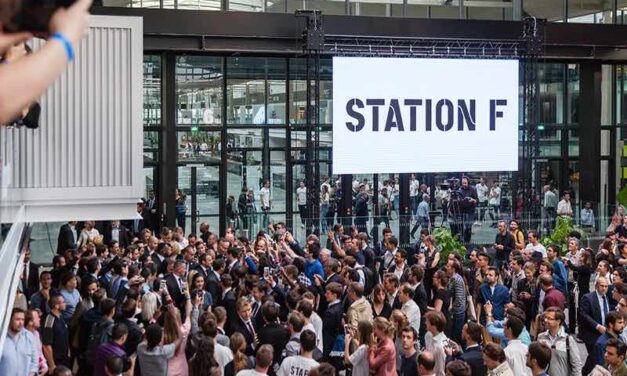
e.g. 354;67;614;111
85;319;113;362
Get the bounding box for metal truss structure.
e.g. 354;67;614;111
298;12;545;237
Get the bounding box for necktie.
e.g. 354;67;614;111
603;295;609;324
246;321;256;337
252;301;259;317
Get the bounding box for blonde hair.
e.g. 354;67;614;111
373;317;395;338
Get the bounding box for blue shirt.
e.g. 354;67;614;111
417;201;429;218
59;288;81;323
593;332;617;366
486;320;532;346
551;259;568;295
478;283;510;322
305;259;324;284
0;329;38;376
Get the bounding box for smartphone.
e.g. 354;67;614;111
159;279;167;291
263;267;270;279
6;0;77;35
344;324;350;335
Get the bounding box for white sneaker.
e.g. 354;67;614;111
301;224;305;229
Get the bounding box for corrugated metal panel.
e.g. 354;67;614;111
0;16;144;223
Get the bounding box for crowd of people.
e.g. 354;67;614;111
2;205;627;376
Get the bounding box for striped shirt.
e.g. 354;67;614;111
448;273;467;315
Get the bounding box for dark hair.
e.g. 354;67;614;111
121;299;137;319
326;282;342;298
483;342;506;363
261;301;279;323
465;322;483;344
446;360;471;376
425;311;446;333
400;325;417;341
410;265;424;282
309;363;336;376
111;323;128;341
544;307;565;324
106;356;125;374
300;329;317;352
606;338;627;359
145;324;163;350
528;342;552;369
505;316;524;338
388;237;398;248
418;352;436;371
607;311;623;327
100;298;116;316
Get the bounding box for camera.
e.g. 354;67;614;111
6;0;77;35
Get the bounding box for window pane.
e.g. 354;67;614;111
567;64;579;124
144;55;161;126
270;151;286;213
176;56;223;126
229;0;264;11
268;80;287;124
227;79;266;125
539;64;565;124
227;129;263;149
537;129;562;157
144;167;155;197
177;131;221;163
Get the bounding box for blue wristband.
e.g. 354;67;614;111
50;32;74;62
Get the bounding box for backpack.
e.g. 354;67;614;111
85;319;113;362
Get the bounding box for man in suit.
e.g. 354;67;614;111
143;190;159;234
314;258;342;315
21;248;40;300
225;247;241;274
384;273;403;310
57;221;78;254
226;297;257;356
103;221;131;250
449;321;487;376
257;301;290;370
579;276;611;374
322;282;343;358
165;260;188;310
220;274;237;327
195;254;221;301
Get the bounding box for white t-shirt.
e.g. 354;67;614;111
525;243;547;259
489;186;501;206
476;183;489;202
260;187;271;208
278;355;319;376
215;342;234;370
410;179;420;197
237;370;268;376
296;187;307;206
348;345;370;376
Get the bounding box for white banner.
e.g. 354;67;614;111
332;57;519;174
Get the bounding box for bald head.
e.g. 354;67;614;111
418;351;436;373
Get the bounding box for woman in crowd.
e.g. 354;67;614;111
163;297;193;376
516;261;538;329
430;270;451;321
566;248;593;299
191;272;213;312
370;284;392;319
344;320;373;376
224;332;253;376
189;337;221;376
418;235;440;301
368;317;397;376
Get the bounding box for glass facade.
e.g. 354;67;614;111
142;55;626;243
104;0;627;23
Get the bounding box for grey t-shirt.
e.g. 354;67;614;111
137;342;176;376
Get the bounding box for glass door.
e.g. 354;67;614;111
177;165;221;236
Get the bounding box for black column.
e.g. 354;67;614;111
160;53;177;229
579;62;602;207
341;174;353;227
219;57;228;237
399;173;410;247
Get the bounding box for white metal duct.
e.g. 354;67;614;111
0;15;144;223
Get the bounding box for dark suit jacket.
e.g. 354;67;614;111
257;322;290;366
22;262;40;300
122;218;145;238
322;301;343;357
578;291;605;345
459;345;487;376
57;224;77;254
194;265;221;302
103;224;131;249
316;273;343;315
120;318;143;356
221;289;237;327
165;274;186;308
226;316;256;356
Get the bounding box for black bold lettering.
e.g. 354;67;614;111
435;99;454;131
345;98;365;132
384;99;404;131
366;99;385;131
404;99;422;132
490;99;507;130
425;99;432;131
457;99;476;131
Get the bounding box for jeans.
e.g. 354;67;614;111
321;204;329;231
298;204;308;225
448;311;466;345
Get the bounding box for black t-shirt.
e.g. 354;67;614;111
41;312;70;366
433;288;451;319
399;351;419;376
